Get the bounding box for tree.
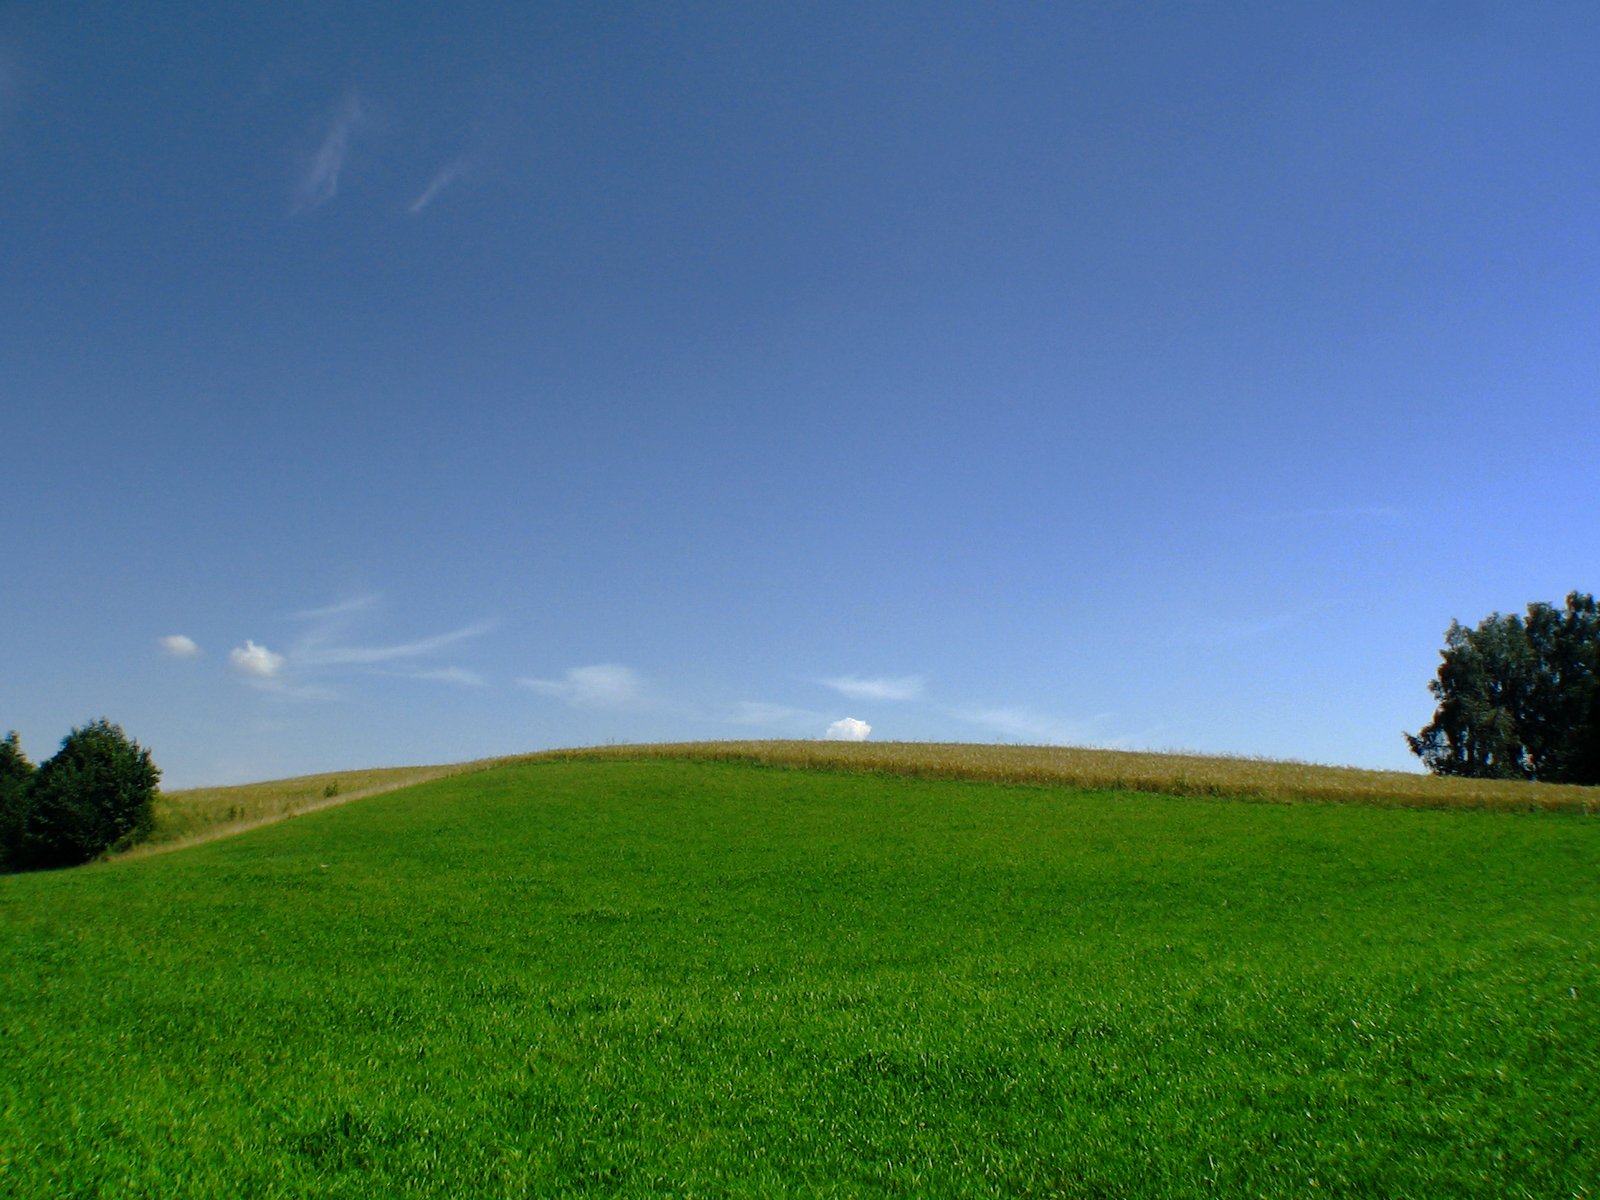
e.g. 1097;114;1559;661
22;719;161;869
0;732;34;871
1407;592;1600;784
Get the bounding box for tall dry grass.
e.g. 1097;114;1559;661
132;761;496;857
523;740;1599;813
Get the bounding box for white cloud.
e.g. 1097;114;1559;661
294;91;364;213
824;717;872;741
519;664;642;709
159;634;200;658
230;640;286;680
408;158;469;214
820;674;925;702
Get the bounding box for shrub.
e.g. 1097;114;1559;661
22;720;160;869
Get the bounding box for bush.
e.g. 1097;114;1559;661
21;719;160;869
0;732;34;871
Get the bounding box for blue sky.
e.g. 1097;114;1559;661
4;3;1597;788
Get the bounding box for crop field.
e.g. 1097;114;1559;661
527;740;1600;812
3;755;1597;1197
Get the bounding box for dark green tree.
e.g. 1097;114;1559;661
22;719;161;869
0;731;34;871
1407;592;1600;784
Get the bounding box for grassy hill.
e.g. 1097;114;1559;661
3;751;1597;1196
143;740;1599;860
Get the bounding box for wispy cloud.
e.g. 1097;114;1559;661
1282;505;1409;521
228;596;493;698
819;674;925;702
294;91;364;213
519;664;643;709
1187;611;1310;645
825;717;872;741
728;700;826;728
388;666;486;687
159;634;201;658
290;595;379;621
297;622;495;666
1236;505;1415;527
956;705;1109;746
283;596;493;674
407;157;469;214
1181;599;1346;647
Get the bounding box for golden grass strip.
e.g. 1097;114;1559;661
518;740;1599;813
129;761;498;857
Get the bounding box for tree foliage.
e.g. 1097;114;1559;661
0;732;34;871
1407;592;1600;784
17;719;161;870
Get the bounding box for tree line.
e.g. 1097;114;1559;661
1408;591;1599;784
1;719;160;872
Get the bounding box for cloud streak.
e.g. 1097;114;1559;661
387;666;487;687
819;674;925;702
1181;599;1347;647
294;92;364;213
957;705;1108;746
227;597;494;698
519;664;642;709
290;595;379;621
728;700;826;728
1256;505;1411;523
296;621;495;666
408;158;469;214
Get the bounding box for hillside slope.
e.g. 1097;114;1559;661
4;757;1596;1196
146;740;1597;858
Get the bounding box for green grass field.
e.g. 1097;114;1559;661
3;754;1597;1197
143;740;1600;865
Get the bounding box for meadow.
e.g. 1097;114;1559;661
143;739;1600;860
2;751;1596;1196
